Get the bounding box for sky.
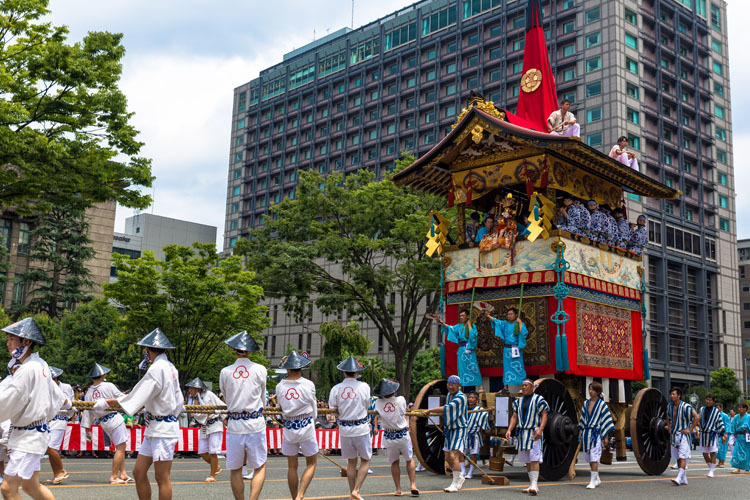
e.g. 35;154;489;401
46;0;748;247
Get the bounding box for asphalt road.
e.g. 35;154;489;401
25;449;750;499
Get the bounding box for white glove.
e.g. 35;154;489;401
93;399;109;411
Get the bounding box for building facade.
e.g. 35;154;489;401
739;240;750;391
110;213;217;280
225;0;740;389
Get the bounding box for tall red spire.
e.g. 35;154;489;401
515;0;559;132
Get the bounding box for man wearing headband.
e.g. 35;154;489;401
578;382;614;489
329;355;371;500
463;391;490;480
666;387;699;485
276;351;318;500
697;394;725;478
424;375;468;492
628;215;648;255
506;379;548;496
373;378;418;497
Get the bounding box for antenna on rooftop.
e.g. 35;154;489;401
351;0;354;28
313;29;316;41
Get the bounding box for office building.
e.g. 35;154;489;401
224;0;740;389
738;239;750;390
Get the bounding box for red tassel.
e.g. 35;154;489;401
540;166;549;190
447;189;455;207
526;179;534;197
466;187;473;206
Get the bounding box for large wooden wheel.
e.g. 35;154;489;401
535;378;579;481
630;387;670;475
409;379;448;474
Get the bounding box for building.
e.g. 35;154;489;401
110;213;217;280
224;0;740;389
739;240;750;391
0;200;117;308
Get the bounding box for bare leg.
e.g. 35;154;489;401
17;472;56;500
209;454;219;478
113;443;131;481
230;469;245;500
347;459;357;494
591;461;598;472
133;453;153;500
296;455;317;500
46;448;64;481
1;473;22;500
287;455;300;499
405;458;417;491
390;460;402;495
248;464;266;500
351;459;370;500
153;460;173;500
199;453;211;465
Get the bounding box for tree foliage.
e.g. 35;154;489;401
0;0;152;213
236;166;445;398
408;347;442;402
104;243;270;386
709;367;742;409
18;203;95;318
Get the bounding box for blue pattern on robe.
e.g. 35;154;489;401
489;318;528;385
466;404;491;449
730;413;750;470
566;204;590;236
614;217;630;247
717;411;731;460
443;391;467;430
578;398;615;452
667;400;695;447
603;213;618;246
446;323;482;387
589;210;608;242
698;405;725;447
628;225;648;255
511;393;549;450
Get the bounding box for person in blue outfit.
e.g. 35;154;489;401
628;215;648;255
483;308;528;390
424;375;467;492
612;208;630;248
578;382;614;489
474;217;495;244
506;379;549;496
587;200;608;243
433;309;482;390
697;394;725;478
730;401;750;474
716;402;731;468
666;387;699;486
566;199;590;237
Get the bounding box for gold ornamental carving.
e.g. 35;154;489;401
521;68;543;93
452;97;505;129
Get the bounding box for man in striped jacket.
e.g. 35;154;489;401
424;375;467;492
697;394;725;478
462;391;490;480
666;387;699;486
506;379;548;496
578;382;614;489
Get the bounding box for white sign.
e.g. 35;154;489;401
495;396;510;427
428;396;441;426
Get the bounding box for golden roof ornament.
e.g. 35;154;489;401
451;90;505;129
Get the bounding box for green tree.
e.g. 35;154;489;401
0;0;152;213
18;204;96;318
311;321;373;400
236;165;445;399
408;347;442;402
104;243;270;387
709;367;742;409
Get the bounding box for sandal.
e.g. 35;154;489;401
121;476;135;483
110;479;127;485
204;477;217;483
410;489;420;497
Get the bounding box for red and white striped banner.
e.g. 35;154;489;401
60;424;384;452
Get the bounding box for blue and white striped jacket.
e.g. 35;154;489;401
512;393;549;450
466;404;491;448
667;400;695;446
698;405;725;447
443;391;467;430
578;398;614;452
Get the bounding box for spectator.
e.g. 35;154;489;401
609;136;639;171
547;99;580;137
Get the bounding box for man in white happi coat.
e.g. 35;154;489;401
373;378;418;497
186;377;224;482
43;367;74;485
0;317;68;500
329;356;371;500
96;328;183;500
220;331;268;500
506;379;549;496
666;386;699;486
276;351;318;500
0;365;18;485
81;362;133;484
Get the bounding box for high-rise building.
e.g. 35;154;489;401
739;240;750;391
225;0;740;390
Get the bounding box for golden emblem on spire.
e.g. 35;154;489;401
521;68;543;93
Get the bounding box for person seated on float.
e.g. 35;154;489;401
566;198;590;237
602;207;619;247
465;212;481;245
555;196;574;232
627;215;648;255
475;216;495;244
609;136;639;171
612;208;630;248
586;200;608;243
547;99;580;138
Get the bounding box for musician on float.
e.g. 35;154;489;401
81;362;133;485
373;378;418;497
275;351;318;500
506;379;549;496
186;377;224;483
578;382;614;489
220;331;268;500
329;356;372;500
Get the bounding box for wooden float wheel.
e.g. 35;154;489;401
630;387;670;475
535;378;579;481
409;379;448;474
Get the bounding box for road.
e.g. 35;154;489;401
29;449;750;499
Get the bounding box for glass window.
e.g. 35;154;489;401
714;81;724;96
715;104;725;119
711;3;721;31
627;108;640;124
711;38;722;53
562;90;576;103
713;61;723;75
625;8;637;25
718;172;728;185
719;218;729;231
586;107;602;122
0;219;10;250
586;57;601;72
562;44;575;57
585;7;600;23
17;222;30;255
586;81;601;97
626;83;639;99
562;68;575;81
586;133;603;146
625;33;638;49
719;195;729;208
717;149;727;163
585;32;600;47
626;58;638;74
627;134;641;150
563;21;575;33
232;186;241;196
490;24;502;37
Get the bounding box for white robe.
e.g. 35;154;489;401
329;378;370;437
0;353;65;454
49;382;75;431
276;377;317;443
220;358;267;434
187;390;224;436
118;354;183;438
81;381;125;434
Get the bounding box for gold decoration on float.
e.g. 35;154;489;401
521;68;543;93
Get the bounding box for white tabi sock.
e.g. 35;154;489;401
678;468;685;483
460;462;466;476
709;463;716;472
529;471;539;489
467;465;475;477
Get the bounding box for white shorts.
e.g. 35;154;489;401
670;434;691;460
584;440;602;464
107;423;130;447
700;443;718;454
341;434;372;461
226;431;267;470
198;431;223;455
518;439;543;464
464;439;480;456
139;436;178;462
5;450;42;480
48;429;66;450
386;439;413;464
281;437;319;458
